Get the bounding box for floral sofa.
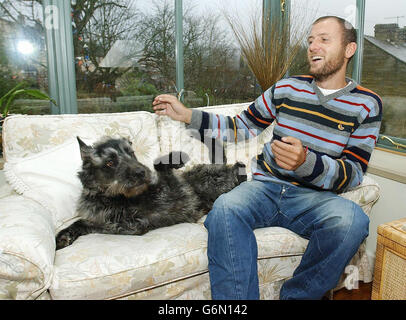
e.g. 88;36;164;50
0;103;380;300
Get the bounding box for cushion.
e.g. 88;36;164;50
2;112;161;232
196;103;275;178
157;103;275;177
4;139;89;232
0;195;55;299
2;111;159;161
50;222;308;300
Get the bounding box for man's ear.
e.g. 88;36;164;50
345;42;357;60
77;136;93;160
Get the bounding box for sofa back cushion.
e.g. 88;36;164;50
2;112;160;232
157;103;275;177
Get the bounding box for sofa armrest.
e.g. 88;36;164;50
0;195;55;299
335;175;380;287
339;175;380;216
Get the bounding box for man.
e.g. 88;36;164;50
152;16;382;300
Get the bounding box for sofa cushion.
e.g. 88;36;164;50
50;222;308;300
4;138;90;232
2;112;161;232
49;174;379;300
156;115;212;169
0;195;55;300
196;104;275;178
157;103;275;177
2;111;159;162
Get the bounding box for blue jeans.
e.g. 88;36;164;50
204;179;369;300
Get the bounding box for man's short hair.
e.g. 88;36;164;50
313;16;357;45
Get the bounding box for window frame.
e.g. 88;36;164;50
42;0;404;154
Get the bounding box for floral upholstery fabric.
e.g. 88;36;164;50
0;106;380;300
2;112;159;163
0;195;55;300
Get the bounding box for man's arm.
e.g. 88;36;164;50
153;87;277;143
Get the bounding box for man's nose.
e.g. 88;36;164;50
308;40;320;52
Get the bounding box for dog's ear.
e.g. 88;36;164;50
77;136;93;160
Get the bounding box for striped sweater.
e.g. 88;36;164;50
187;76;383;193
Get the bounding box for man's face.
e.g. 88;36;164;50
307;19;347;81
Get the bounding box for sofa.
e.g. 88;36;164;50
0;102;380;300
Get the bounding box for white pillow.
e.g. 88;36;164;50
3;138;91;232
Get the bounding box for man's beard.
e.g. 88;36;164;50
309;50;346;82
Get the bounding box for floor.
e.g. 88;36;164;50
333;282;372;300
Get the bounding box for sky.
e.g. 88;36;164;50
136;0;406;37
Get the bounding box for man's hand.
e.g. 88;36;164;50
271;136;307;171
152;94;193;124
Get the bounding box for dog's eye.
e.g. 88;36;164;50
125;148;135;156
105;160;115;168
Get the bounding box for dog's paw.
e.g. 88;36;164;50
154;151;190;171
233;162;247;184
56;231;76;250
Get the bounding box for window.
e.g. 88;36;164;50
182;0;262;107
71;0;169;114
362;0;406;154
0;0;50;115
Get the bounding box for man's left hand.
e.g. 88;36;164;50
271;137;306;171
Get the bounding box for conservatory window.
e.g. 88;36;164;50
1;0;404;155
0;0;50;115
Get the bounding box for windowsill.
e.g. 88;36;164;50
367;148;406;184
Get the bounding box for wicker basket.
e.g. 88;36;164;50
372;218;406;300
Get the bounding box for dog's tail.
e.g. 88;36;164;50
153;151;190;172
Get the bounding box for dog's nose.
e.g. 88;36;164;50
134;167;146;178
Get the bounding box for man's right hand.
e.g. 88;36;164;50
152;94;193;124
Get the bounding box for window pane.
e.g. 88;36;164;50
72;0;174;114
362;0;406;140
0;0;50;115
182;0;263;106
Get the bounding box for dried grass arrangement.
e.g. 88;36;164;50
224;6;311;91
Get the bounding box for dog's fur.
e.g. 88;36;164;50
56;136;246;249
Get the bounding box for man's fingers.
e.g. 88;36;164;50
272;141;300;162
274;157;294;170
272;142;292;159
272;137;306;171
153;102;169;111
153;94;177;105
273;139;295;152
282;136;301;146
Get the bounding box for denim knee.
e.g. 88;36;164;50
350;202;370;240
331;200;370;245
204;192;255;232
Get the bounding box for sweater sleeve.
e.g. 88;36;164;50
294;97;383;193
186;86;277;143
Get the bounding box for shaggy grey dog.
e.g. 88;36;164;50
56;136;246;249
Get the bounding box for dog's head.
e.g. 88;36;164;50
77;136;152;198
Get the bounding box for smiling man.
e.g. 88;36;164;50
152;16;382;300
